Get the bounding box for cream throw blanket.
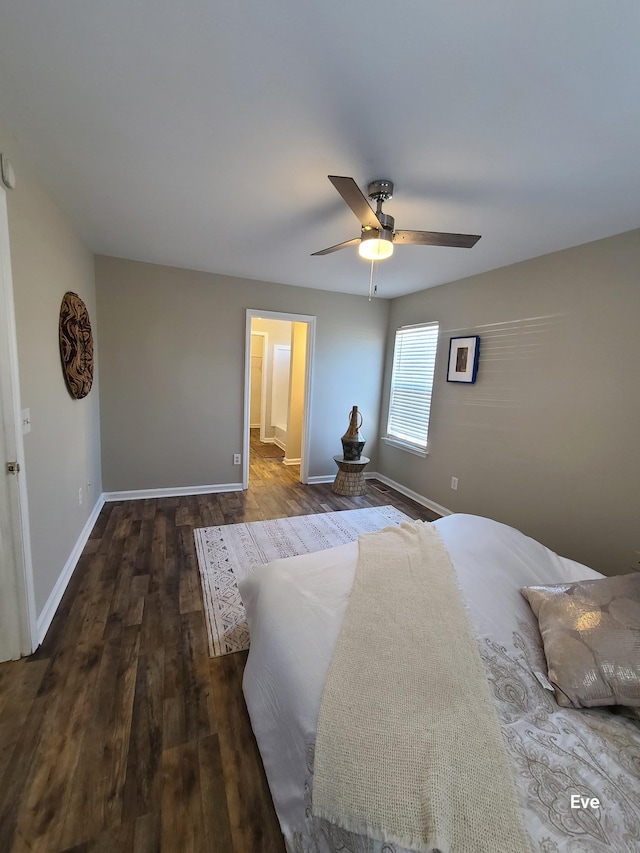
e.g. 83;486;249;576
312;521;531;853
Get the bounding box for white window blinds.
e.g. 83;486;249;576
386;322;439;450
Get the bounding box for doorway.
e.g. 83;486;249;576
0;185;36;660
243;309;315;488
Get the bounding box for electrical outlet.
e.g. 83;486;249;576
233;453;241;465
451;477;458;491
78;487;83;506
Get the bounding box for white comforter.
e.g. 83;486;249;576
240;514;640;853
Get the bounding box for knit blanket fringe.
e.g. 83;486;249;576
312;521;531;853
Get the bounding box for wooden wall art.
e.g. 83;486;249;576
59;291;94;399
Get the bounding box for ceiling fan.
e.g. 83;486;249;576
311;175;481;260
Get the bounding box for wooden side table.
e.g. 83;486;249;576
332;455;370;496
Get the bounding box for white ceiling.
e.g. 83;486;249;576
0;1;639;298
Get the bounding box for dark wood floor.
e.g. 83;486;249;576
0;439;437;852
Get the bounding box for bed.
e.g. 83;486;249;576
239;513;640;853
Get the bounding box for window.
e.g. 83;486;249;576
385;321;439;454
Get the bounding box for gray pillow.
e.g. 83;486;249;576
521;573;640;709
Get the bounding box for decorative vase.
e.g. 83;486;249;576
341;406;366;461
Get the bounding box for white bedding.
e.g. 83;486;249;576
240;514;640;853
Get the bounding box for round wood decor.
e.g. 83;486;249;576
59;291;94;399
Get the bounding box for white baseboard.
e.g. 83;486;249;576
103;482;244;502
36;493;106;646
307;474;335;484
372;473;452;517
282;457;301;466
297;471;451;517
273;437;286;452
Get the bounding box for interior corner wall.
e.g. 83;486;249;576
95;256;389;491
0;121;102;618
379;229;640;575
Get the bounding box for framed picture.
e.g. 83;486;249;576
447;335;480;384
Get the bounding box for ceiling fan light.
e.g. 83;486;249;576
358;232;394;260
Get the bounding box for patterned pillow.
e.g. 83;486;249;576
521;573;640;709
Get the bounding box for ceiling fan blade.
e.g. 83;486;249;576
328;176;383;231
393;230;481;248
311;237;361;256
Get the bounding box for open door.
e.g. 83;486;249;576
0;185;36;660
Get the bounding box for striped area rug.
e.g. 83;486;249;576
194;505;411;657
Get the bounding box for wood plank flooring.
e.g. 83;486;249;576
0;441;438;852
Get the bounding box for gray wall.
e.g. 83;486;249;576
0;121;102;616
95;256;389;491
380;229;640;575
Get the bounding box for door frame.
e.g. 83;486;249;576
0;185;37;659
243;309;316;488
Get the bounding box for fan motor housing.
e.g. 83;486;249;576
362;213;394;234
376;211;394;231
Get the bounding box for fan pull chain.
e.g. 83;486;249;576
368;258;377;301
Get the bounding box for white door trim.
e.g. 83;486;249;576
243;309;316;488
0;185;37;659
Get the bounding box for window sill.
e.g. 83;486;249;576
380;437;428;458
